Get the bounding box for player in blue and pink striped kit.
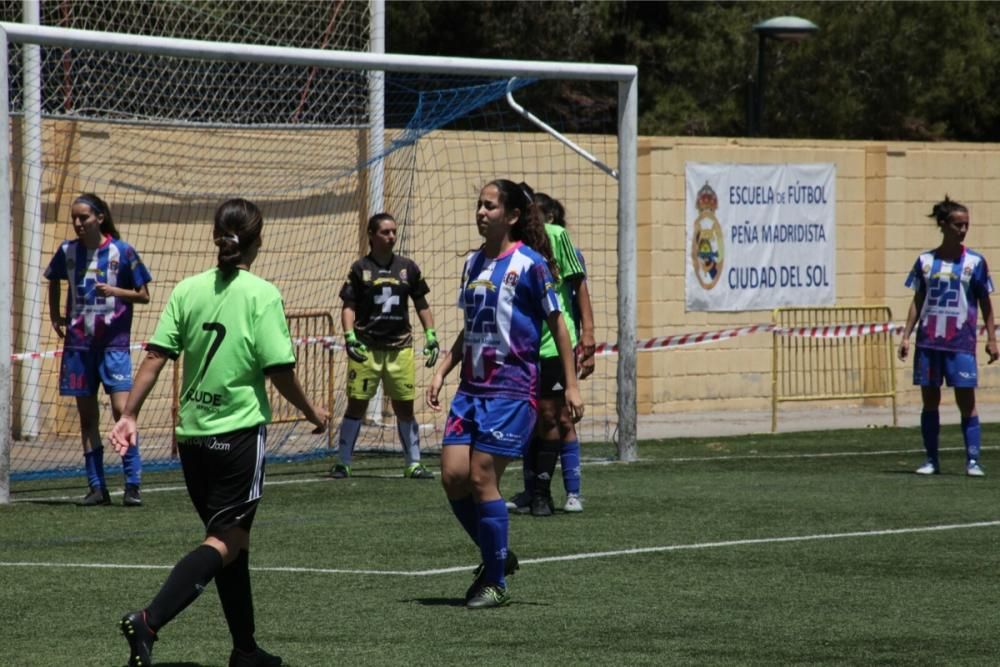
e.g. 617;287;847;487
45;193;152;506
899;196;998;477
426;179;582;608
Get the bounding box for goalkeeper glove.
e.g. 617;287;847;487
423;328;439;367
344;330;368;363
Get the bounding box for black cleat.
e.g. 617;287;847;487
329;464;351;479
466;584;510;609
120;610;157;667
465;550;519;602
404;463;435;479
505;491;531;514
81;485;111;506
229;646;283;667
123;484;143;507
529;493;554;517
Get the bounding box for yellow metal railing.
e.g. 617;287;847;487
267;310;335;448
771;306;897;432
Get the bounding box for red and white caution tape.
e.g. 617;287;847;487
11;341;148;362
773;322;901;339
9;335;340;363
11;322;999;362
594;324;773;356
291;335;343;351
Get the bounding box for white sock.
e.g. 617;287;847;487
397;419;420;466
338;417;362;466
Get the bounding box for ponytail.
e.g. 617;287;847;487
213;199;263;278
74;193;120;239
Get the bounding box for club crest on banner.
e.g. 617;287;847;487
691;182;723;290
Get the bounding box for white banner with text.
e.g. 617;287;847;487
685;162;836;312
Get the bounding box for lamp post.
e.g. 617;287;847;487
749;16;818;137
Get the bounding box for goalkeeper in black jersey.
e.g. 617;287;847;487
330;212;439;480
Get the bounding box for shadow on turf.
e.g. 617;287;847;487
882;469;971;476
407;597;548;608
407;596;468;607
17;497;85;506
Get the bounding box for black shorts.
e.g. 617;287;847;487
177;424;267;534
539;356;574;398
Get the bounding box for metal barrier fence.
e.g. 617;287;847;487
771;306;897;432
269;310;336;449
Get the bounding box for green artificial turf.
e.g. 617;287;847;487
3;424;999;666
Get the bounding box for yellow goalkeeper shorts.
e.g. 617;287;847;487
346;347;415;401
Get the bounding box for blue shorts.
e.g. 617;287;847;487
442;394;537;458
59;348;133;396
913;348;978;388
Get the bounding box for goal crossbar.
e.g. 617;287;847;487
0;23;636;82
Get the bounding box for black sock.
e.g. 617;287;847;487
146;544;224;631
533;439;561;498
215;549;257;653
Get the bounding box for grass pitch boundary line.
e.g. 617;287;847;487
3;519;999;577
11;475;344;503
11;445;969;504
663;445;964;463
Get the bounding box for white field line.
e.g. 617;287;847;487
12;475;340;503
8;444;966;504
662;446;950;463
2;519;999;577
14;463;623;503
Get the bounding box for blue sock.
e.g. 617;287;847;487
561;439;581;495
477;499;509;588
448;495;479;546
122;434;142;486
962;415;981;463
920;410;940;465
84;446;107;489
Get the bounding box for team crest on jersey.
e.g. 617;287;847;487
467;279;497;291
362;270;371;282
399;269;408;282
504;271;519;288
691;182;724;290
109;260;119;273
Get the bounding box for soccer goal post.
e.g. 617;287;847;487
0;23;638;501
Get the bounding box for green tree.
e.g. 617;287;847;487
388;0;1000;141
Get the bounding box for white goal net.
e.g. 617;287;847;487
0;15;637;498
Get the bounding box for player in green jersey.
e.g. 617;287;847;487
109;199;328;667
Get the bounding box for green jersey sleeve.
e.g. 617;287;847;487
539;224;584;358
548;224;585;283
148;284;185;358
254;292;296;371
